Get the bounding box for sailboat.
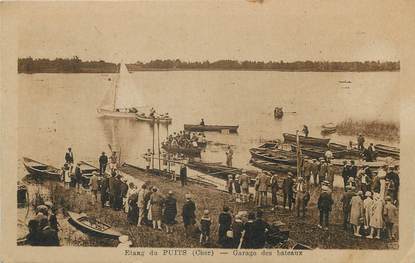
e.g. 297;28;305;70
97;64;172;124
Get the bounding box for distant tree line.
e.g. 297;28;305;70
18;57;400;73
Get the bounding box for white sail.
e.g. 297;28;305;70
114;64;145;109
98;74;119;111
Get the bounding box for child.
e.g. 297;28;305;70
383;196;398;240
200;210;211;246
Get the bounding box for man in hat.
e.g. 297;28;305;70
282;172;294;210
239;170;250;203
350;190;364;237
310;159;319;186
120;177;129;212
341;161;351;188
350;160;357;178
99;152;108;176
383;195;398;240
302;157;312;187
357;134;365;151
74;162;83;193
89;171;99;202
163;190;177;233
100;173;110;208
257;171;270;207
200;209;212;246
218;206;232;247
317;185;334;230
182;193;196;237
295;177;307;218
340;186;355;231
144;149;152;171
386;166;400;202
108;171;117;209
65;147;74;166
109;151;118;172
270;172;279;211
179;162;187;187
318;159;328;186
62;163;71;189
37;217;60;246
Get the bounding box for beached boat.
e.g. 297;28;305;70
188;160;242;180
22;157;61;181
282;133;330;147
290;144;347;159
184;124;239;133
257;141;281;149
136;113;172;124
67;211;122;239
374;144;400;159
249;148;297;165
78;161;104;187
328;143;361;159
321;122;337;134
250;158;297;174
162;144;203;156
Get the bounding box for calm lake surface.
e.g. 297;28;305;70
18;71;399;176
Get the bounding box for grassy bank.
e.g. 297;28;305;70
23;165;395;250
336;119;399;142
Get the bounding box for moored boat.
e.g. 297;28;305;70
187;160;241;180
184;124;239;133
22;157;61;181
136;113;172;124
290;144;347;159
328;143;361;158
67;211;122;239
274;107;284;119
374;144;400;158
282;133;330;147
249;148;297;165
162;144;203;156
321;122;337;134
249;158;297;174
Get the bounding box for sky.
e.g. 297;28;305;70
14;1;401;63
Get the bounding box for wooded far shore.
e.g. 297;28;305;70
18;57;400;74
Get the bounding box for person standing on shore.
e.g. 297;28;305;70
302;125;309;137
341;161;350;188
302;158;311;187
150;187;163;230
179;162;187;187
74;163;83;193
257;172;270;207
62;163;71;189
383;196;398;240
317;185;333;231
163;190;177;233
65;147;74;172
295;177;307;218
109;151;118;172
310;159;319;186
270;172;279;211
144;149;152;171
326;163;335;188
368;193;384;239
137;184;149;226
100;174;109;208
239;171;250;203
340;186;354;231
350;191;364;237
127;185;139;225
357;134;365;151
218;206;232;246
99;152;108;176
89;171;99;203
108;171;117;209
120;177;129;212
232;213;244;248
182;194;196;237
318;159;328;186
200;210;211;246
226;146;233;167
282;173;294;210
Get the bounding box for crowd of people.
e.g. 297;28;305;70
162;130;207;149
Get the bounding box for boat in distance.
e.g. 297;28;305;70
184;124;239;133
67;211;122;239
282;133;330;147
136;113;172;124
22;157;61;181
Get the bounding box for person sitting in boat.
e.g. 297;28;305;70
302;125;309;137
129;107;138;113
149;107;156;118
200;118;205;126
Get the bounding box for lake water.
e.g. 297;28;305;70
18;71;399;176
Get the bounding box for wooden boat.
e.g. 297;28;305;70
187;160;242;180
22;157;61;181
78;161;103;187
290;144;347;159
328;143;361;159
257;141;280;149
282;133;330;147
321;123;337;134
136;113;172;124
249;148;297;165
274;107;284;119
250;158;297;174
67;211;122;239
184;124;239;133
162;144;203;156
374;144;400;158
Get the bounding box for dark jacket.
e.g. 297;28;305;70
340;191;354;212
65;151;74;163
108;177;116;194
75;167;82;182
182;200;196;226
218;212;232;229
163;196;177;223
270;175;279;192
349;165;357;178
180;166;187;180
317;192;333;211
241;221;255;249
120;182;128;197
200;217;212;234
252;218;269;248
282;177;294;194
38;226;60;246
232;220;244;248
100;177;109;194
99;155;108;165
386;171;400;189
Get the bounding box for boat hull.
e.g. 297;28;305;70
67;211;121;239
136;114;172;124
283;133;330;147
188;160;241;180
290;145;347;159
97;108;137;119
374;144;400;159
184;124;239;133
162;145;202;156
249;149;297;165
22;157;61;181
250;158;297;174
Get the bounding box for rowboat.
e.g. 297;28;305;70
67;211;122;239
290;144;347;159
374;144;400;159
249;148;297;165
184;124;239;133
328;143;361;159
162;144;203;156
187;160;242;180
321;123;337;134
136;114;172;124
257;141;281;149
22;157;61;181
282;133;330;147
274;107;284;119
249;158;297;174
78;161;103;187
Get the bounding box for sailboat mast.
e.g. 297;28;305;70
112;64;120;110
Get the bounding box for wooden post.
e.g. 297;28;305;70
296;130;302;177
